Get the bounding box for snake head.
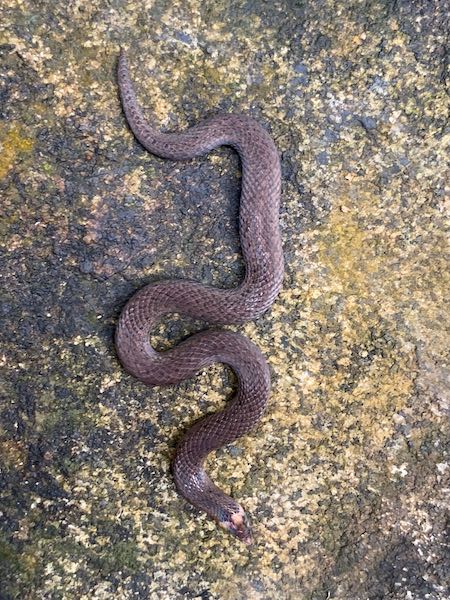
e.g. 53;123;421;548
219;507;253;545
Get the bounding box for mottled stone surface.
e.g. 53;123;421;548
1;1;449;599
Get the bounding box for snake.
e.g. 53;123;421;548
115;50;284;544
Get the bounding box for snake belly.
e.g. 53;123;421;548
115;50;284;544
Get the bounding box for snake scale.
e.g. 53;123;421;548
115;50;284;544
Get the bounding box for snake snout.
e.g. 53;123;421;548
219;507;253;545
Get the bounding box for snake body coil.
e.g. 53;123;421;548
116;51;284;544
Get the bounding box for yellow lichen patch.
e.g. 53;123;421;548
120;166;148;198
316;200;381;297
0;440;27;469
99;372;123;394
351;359;415;450
91;402;126;434
0;123;34;180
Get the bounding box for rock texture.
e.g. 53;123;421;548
1;1;448;599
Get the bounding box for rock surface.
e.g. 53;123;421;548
1;1;449;598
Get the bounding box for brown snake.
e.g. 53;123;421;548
115;50;284;544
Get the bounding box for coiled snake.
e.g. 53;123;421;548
115;50;284;544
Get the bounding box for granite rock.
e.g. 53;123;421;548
1;1;449;598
